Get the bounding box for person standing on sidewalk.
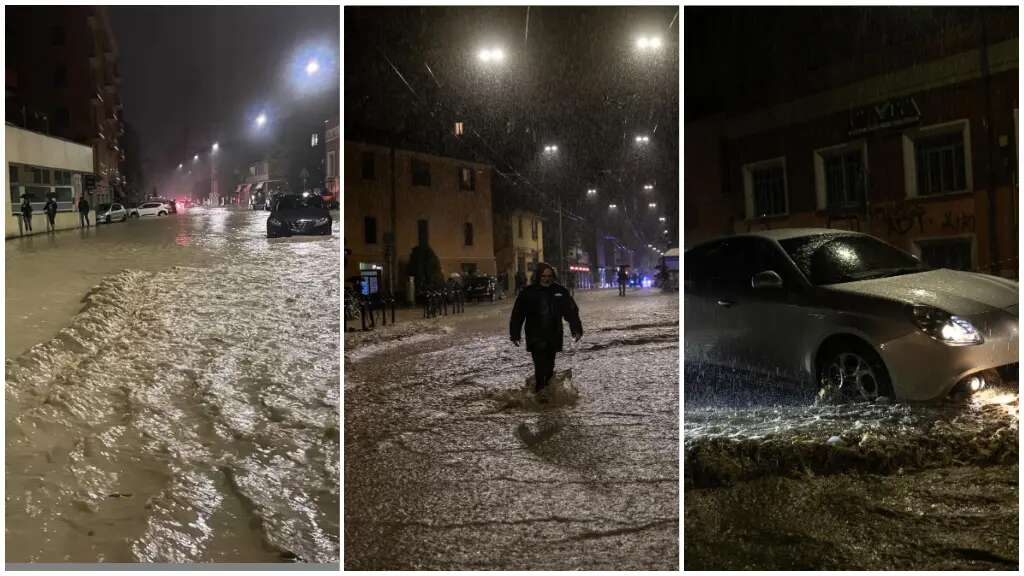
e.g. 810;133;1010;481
617;265;628;297
509;262;583;398
43;196;58;232
78;196;91;228
20;196;33;233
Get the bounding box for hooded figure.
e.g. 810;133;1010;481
509;263;584;395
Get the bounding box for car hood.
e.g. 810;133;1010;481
825;268;1018;316
271;207;329;220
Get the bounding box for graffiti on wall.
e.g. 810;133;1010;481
940;210;976;234
872;202;976;237
875;202;926;236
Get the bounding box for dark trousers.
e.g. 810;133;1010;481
46;213;56;231
530;349;557;392
80;212;90;227
22;214;32;231
618;282;626;296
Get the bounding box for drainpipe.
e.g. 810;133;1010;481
980;15;999;275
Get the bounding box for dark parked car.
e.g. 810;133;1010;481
465;275;497;302
267;193;332;238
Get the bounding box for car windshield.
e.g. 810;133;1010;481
779;234;928;286
275;195;324;210
98;203;111;211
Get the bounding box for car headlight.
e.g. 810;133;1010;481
910;305;984;345
268;217;282;226
315;217;330;226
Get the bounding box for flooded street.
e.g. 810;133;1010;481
344;288;679;570
684;367;1018;570
6;207;340;563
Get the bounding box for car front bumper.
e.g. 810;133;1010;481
268;220;332;236
879;307;1018;401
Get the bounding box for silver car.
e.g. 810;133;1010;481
96;202;128;224
684;228;1018;401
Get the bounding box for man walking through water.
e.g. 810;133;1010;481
617;265;628;296
510;262;583;399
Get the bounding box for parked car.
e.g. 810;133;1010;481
465;275;497;302
267;193;332;238
96;202;128;224
130;201;171;218
684;228;1018;402
151;197;177;214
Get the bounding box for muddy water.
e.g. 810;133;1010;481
684;365;1018;570
345;289;679;570
6;207;340;563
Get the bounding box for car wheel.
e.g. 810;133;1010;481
106;215;112;224
158;211;167;216
817;341;893;403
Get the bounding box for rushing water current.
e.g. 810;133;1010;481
6;208;340;563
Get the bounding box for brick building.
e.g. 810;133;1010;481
6;6;125;206
685;8;1018;278
344;141;497;295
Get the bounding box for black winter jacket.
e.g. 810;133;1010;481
509;283;583;353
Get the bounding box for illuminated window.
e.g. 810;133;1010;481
311;132;319;147
455;122;464;136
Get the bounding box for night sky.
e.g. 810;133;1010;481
345;6;679;247
110;6;339;188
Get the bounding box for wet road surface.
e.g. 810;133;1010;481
684;364;1018;570
344;288;679;570
6;207;340;563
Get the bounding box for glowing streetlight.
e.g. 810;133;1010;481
193;154;199;162
643;184;654;191
648;202;657;208
543;144;559;153
177;163;183;170
478;48;506;63
635;135;650;143
211;142;219;153
587;188;596;196
305;59;320;76
637;36;662;50
609;204;617;209
256;112;267;128
659;216;666;222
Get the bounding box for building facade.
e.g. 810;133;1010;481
6;6;124;207
686;13;1019;278
325;118;340;205
6;125;94;237
344;141;497;294
494;209;544;288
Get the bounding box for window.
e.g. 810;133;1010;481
9;165;18;184
823;150;865;210
54;170;72;186
417;219;429;246
364;216;377;244
531;219;538;240
518;217;523;239
903;120;971;198
458;167;475;191
327;151;337;178
311;132;319;147
454;122;464;136
361;152;375;179
464;222;474;246
743;158;787;219
918;238;972;271
916;132;966;195
411;158;431;187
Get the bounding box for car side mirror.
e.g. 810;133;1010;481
751;270;783;289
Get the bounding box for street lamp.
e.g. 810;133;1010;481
659;216;666;222
193;154;199;162
211;142;219;153
177;163;183;170
643;184;654;191
587;188;596;196
478;48;506;63
636;36;662;50
256;112;267;128
543;144;559;153
648;202;657;208
609;204;617;209
305;59;320;76
634;135;650;143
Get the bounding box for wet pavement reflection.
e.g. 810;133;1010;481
344;288;679;570
6;207;340;563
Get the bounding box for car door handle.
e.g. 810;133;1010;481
716;299;735;307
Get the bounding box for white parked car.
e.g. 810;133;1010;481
130;201;171;218
96;203;128;223
684;228;1018;402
